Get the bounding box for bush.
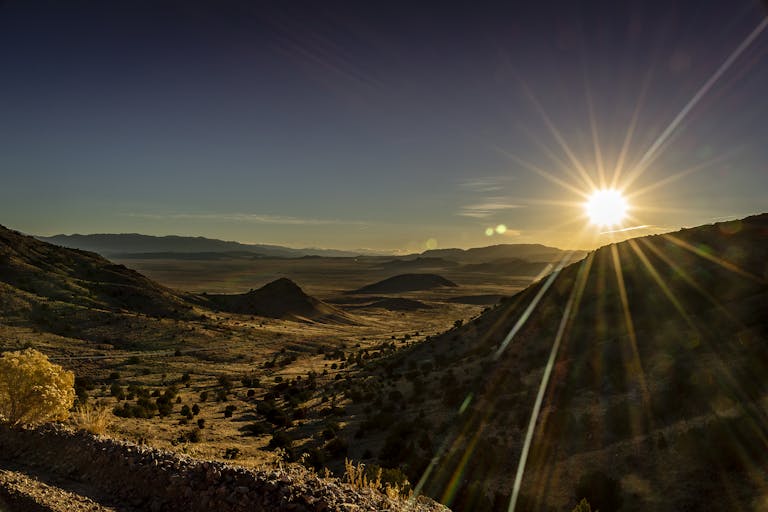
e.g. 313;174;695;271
0;349;75;425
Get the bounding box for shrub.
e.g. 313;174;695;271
267;431;292;450
0;349;75;425
223;447;240;460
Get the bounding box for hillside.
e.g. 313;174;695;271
0;225;195;327
457;257;552;276
325;214;768;511
349;274;458;294
377;257;459;271
203;278;353;323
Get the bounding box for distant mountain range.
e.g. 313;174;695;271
421;243;586;263
37;233;382;258
37;233;583;264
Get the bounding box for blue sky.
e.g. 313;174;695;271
1;0;767;251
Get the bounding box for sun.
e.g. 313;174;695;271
585;189;628;227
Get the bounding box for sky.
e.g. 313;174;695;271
1;0;767;252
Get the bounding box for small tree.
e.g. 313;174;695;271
0;349;75;425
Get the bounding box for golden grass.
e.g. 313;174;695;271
343;458;409;500
71;402;112;435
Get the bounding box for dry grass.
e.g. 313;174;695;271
71;402;112;435
343;458;409;500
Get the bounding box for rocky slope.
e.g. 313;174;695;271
0;424;445;512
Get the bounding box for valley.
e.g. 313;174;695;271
1;215;767;511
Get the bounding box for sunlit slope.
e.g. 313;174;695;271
352;213;767;511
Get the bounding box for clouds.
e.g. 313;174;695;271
124;212;368;226
458;200;524;218
456;176;524;218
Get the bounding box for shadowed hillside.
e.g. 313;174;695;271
350;274;458;294
327;214;768;511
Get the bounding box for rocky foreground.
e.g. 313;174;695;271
0;424;447;512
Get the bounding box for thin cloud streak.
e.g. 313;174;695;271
458;200;525;218
123;212;370;226
599;224;667;235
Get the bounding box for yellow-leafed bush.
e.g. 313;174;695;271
0;348;75;426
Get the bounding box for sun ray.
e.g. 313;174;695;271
516;79;597;191
626;239;697;330
662;233;765;283
636;237;742;324
508;253;594;512
623;152;732;200
609;244;651;405
612;63;656;190
629;17;768;182
494;252;575;359
583;73;607;189
492;145;590;198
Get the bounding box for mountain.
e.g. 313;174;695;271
458;257;553;276
421;243;586;263
37;233;379;258
332;213;768;511
377;257;459;271
203;278;353;323
349;274;458;294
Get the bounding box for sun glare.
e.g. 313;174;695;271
585;189;628;227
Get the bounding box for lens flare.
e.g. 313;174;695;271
584;189;628;227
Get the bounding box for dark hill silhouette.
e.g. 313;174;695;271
349;274;458;294
421;243;586;263
204;278;353;323
377;257;459;271
458;257;552;276
334;213;768;512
